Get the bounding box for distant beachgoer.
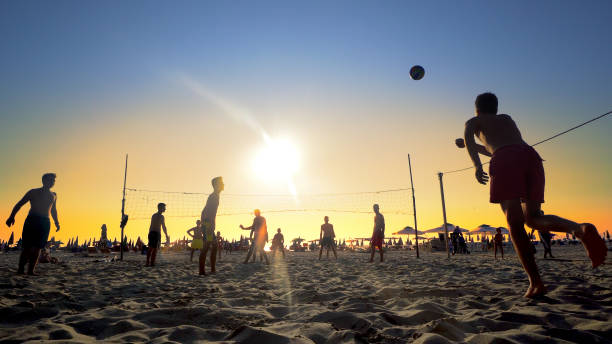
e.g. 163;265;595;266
271;228;285;258
458;92;607;297
146;203;169;267
6;173;60;275
369;204;385;262
186;220;202;262
216;231;223;259
99;224;108;247
240;209;269;264
494;228;504;259
199;176;224;275
540;230;554;259
319;216;337;260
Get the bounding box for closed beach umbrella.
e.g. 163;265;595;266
8;232;14;246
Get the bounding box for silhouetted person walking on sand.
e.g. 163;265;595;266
319;216;337;260
199;177;224;275
240;209;269;265
6;173;60;275
369;204;385;262
457;92;607;298
187;220;202;262
271;228;285;258
494;228;504;259
146;203;169;267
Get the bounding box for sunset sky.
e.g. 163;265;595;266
1;1;610;244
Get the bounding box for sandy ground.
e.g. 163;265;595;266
0;245;610;343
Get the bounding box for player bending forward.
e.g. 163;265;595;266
458;92;606;298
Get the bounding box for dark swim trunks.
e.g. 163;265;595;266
148;231;161;248
22;214;51;249
321;236;335;248
489;144;545;203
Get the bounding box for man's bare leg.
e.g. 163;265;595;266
260;247;269;265
502;200;545;298
146;248;152;266
190;249;195;262
501;244;504;259
243;244;253;264
17;249;28;274
199;244;209;275
523;201;606;267
494;245;498;259
150;248;158;267
210;246;217;273
27;248;41;275
319;246;323;260
379;245;384;262
369;246;375;262
332;246;337;259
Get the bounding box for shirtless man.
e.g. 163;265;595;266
319;216;337;260
271;228;286;258
6;173;60;275
240;209;269;265
457;92;607;297
187;220;202;262
200;176;224;275
146;203;169;267
369;204;385;262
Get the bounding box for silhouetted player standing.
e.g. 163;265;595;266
6;173;60;275
369;204;385;262
458;92;607;298
319;216;337;260
240;209;269;265
146;203;169;267
200;176;224;275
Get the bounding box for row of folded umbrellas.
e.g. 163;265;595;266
393;223;509;237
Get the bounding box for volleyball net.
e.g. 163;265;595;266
124;187;413;220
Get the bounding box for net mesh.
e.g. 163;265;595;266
124;187;413;220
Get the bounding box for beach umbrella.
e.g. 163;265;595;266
393;226;425;236
424;223;456;233
470;224;497;234
8;232;14;246
74;236;79;247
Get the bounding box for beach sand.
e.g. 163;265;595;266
0;245;610;343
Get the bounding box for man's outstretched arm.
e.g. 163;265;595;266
6;190;32;227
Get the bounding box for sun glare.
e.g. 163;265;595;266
252;138;300;190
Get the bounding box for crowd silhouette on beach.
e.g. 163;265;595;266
3;93;609;298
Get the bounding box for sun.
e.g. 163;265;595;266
252;138;300;192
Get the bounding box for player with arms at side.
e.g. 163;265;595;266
457;92;607;298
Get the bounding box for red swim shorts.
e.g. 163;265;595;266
489;144;545;203
371;233;383;248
